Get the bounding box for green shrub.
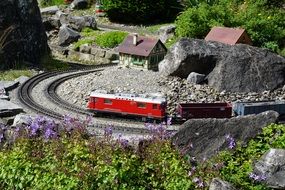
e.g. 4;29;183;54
73;38;96;50
101;0;181;23
175;2;234;38
95;31;128;48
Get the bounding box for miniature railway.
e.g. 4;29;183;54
18;64;178;135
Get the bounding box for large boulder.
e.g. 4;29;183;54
58;25;80;46
172;111;279;160
0;0;49;70
209;178;237;190
40;5;59;15
159;38;285;93
253;149;285;189
0;100;23;117
60;14;97;31
158;24;176;43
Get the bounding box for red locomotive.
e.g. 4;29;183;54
87;90;167;120
87;90;233;121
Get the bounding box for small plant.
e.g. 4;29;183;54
95;31;128;48
73;38;96;50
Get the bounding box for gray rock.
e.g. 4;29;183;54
40;5;59;15
12;114;33;126
70;0;88;9
60;15;96;31
42;16;61;30
159;38;285;93
0;81;19;91
14;76;30;84
0;100;23;117
254;149;285;189
187;72;205;84
172;111;279;160
158;24;176;43
0;0;49;70
58;25;80;46
0;118;5;125
79;44;91;53
209;178;237;190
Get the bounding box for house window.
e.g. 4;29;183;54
104;99;112;104
137;102;146;108
132;56;144;65
152;104;158;109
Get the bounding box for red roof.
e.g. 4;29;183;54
118;35;162;57
205;27;251;45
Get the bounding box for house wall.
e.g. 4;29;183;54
119;42;167;71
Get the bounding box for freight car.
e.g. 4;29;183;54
87;90;233;121
176;103;232;121
233;100;285;116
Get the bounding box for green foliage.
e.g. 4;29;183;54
73;38;96;50
0;70;33;80
0;117;192;189
216;124;285;189
95;31;128;48
175;2;234;38
40;54;69;71
101;0;181;23
74;29;127;49
39;0;65;7
175;0;285;54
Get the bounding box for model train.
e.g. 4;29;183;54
87;90;233;121
87;90;285;122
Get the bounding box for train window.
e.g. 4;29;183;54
104;99;112;104
152;104;158;109
137;102;146;108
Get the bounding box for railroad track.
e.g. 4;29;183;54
18;64;178;135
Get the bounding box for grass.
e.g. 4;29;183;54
73;28;128;50
40;55;70;71
0;70;33;81
145;23;175;33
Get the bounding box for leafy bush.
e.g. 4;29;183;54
175;2;234;38
101;0;181;23
95;31;128;48
73;38;97;50
0;116;192;189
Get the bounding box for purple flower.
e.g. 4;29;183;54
29;122;40;136
167;117;172;125
120;139;129;147
44;128;56;139
0;133;4;143
192;177;199;183
249;172;267;182
225;134;236;149
63;115;74;125
104;126;113;136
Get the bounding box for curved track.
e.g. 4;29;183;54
18;64;178;134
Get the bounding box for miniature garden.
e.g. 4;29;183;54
0;0;285;189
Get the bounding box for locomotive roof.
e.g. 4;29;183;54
90;90;166;104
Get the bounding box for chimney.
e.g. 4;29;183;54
133;33;138;46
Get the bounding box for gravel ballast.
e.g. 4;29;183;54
57;66;285;116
